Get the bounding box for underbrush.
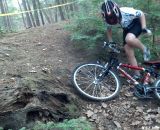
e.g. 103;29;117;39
32;117;94;130
0;117;94;130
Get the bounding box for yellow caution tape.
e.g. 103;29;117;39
0;1;76;17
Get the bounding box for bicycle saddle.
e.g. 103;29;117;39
143;60;160;68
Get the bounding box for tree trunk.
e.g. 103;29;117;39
36;0;45;25
4;0;12;31
0;0;9;31
69;2;74;12
31;0;40;26
26;0;36;27
56;0;65;21
17;0;27;28
63;0;70;19
44;0;54;23
22;0;32;28
55;7;58;22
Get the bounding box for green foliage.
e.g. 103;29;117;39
66;0;106;49
66;0;160;60
0;118;94;130
65;103;79;116
32;117;93;130
19;127;26;130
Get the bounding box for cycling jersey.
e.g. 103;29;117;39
120;7;143;28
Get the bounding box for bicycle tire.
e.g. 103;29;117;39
72;63;121;101
154;77;160;100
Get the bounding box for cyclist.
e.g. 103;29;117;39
101;0;152;78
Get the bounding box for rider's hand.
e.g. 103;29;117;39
103;41;116;48
142;28;152;36
109;41;116;45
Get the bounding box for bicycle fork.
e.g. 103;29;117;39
97;63;111;82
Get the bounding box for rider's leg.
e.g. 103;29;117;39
125;33;145;52
124;43;140;76
124;33;148;75
125;33;150;61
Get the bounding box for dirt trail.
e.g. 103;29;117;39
0;22;159;130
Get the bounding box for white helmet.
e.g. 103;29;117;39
101;0;122;25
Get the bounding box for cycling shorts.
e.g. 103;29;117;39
123;18;142;45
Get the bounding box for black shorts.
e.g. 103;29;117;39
123;18;142;45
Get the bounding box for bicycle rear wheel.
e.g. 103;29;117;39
154;77;160;100
72;63;121;101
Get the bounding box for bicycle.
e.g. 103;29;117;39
72;42;160;101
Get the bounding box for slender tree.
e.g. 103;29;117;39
56;0;65;20
37;0;45;25
4;0;12;31
22;0;32;28
26;0;36;27
31;0;40;26
17;0;27;28
0;0;12;31
44;0;54;23
54;7;58;22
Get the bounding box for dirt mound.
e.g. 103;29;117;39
0;22;83;130
0;21;160;130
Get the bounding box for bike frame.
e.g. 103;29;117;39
105;50;154;86
104;43;160;92
117;63;150;85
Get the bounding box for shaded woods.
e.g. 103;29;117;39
0;0;77;31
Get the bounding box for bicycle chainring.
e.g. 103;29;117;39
134;87;153;99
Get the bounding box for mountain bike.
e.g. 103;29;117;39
72;42;160;101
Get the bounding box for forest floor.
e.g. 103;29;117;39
0;22;160;130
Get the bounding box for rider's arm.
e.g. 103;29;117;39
139;12;146;29
106;26;113;42
133;9;146;30
101;11;113;42
127;8;147;30
132;8;151;34
120;7;146;30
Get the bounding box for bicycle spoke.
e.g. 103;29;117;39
83;67;95;78
83;82;94;92
94;66;97;78
78;70;93;80
93;83;108;98
97;84;103;97
92;85;96;97
99;83;111;94
101;80;116;91
94;65;100;79
91;85;99;97
73;63;120;101
77;80;93;86
76;76;93;82
76;73;94;86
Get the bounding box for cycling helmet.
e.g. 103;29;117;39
101;0;122;25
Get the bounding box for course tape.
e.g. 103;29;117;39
0;1;76;17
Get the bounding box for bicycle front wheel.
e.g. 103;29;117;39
154;77;160;100
72;63;121;101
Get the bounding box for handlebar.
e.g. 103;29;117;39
103;41;120;53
